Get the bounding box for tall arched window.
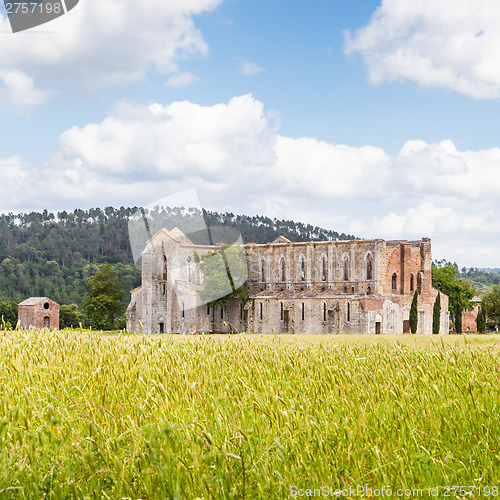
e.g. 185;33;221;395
392;273;397;291
280;302;284;321
299;255;306;281
321;254;327;281
343;254;349;281
260;302;263;320
163;255;167;280
346;302;351;322
417;272;422;294
366;253;373;280
260;258;265;282
410;274;414;292
301;302;305;321
322;302;327;322
280;257;286;282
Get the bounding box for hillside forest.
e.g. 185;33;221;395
0;207;356;328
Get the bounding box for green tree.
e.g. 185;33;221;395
197;245;249;309
476;306;486;334
409;290;418;334
482;285;500;330
81;264;126;330
59;304;84;329
432;264;476;333
0;300;17;327
432;292;441;334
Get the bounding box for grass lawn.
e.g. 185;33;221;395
0;329;499;498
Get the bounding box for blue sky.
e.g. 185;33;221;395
1;0;500;266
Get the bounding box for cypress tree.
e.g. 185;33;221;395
455;304;463;334
432;292;441;334
476;306;486;334
410;290;418;334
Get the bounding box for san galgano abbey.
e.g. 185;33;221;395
126;228;449;335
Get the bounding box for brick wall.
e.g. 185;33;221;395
18;298;59;329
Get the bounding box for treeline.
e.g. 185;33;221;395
203;211;355;243
433;259;500;295
0;207;355;324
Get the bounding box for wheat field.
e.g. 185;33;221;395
0;330;499;498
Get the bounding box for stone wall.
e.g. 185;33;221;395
127;230;449;335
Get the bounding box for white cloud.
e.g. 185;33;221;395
394;139;500;200
2;94;500;266
0;156;28;182
0;71;49;109
52;94;277;181
0;0;221;105
344;0;500;98
46;94;390;208
0;156;33;207
350;202;500;266
274;136;389;199
165;72;201;88
355;202;496;240
240;59;265;76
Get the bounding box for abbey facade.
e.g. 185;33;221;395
126;228;449;335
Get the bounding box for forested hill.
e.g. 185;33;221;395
460;267;500;295
0;207;356;304
433;259;500;295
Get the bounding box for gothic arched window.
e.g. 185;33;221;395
343;254;349;281
299;255;306;282
280;257;286;282
321;254;327;281
366;253;373;280
392;273;397;291
260;258;265;282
